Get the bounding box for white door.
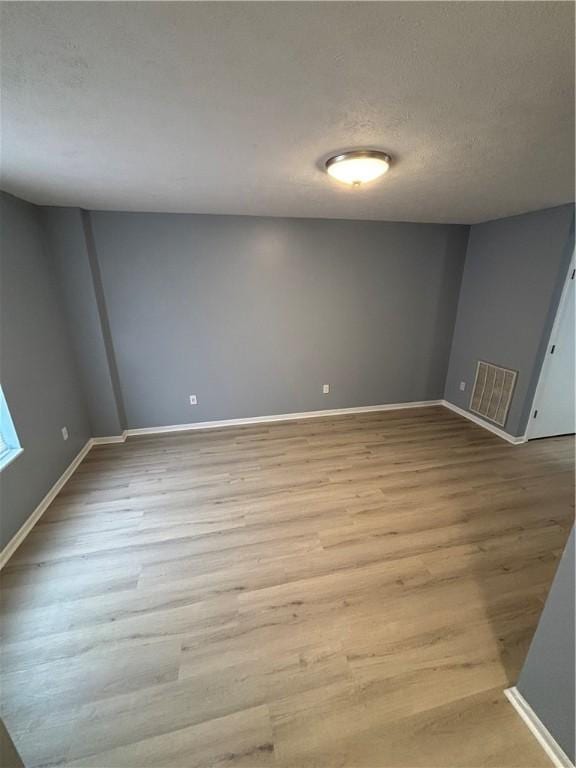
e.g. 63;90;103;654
528;260;575;440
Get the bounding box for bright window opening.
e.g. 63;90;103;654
0;386;22;471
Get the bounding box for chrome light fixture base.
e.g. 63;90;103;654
325;150;392;186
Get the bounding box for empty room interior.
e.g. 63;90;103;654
0;2;575;767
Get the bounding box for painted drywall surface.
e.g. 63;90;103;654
518;527;575;761
41;207;125;437
90;212;468;429
80;210;128;433
444;204;574;437
0;193;91;549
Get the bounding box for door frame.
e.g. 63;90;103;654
526;249;575;440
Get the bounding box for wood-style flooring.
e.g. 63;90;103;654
1;406;574;768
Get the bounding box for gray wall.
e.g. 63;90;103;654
41;207;125;437
518;527;575;761
444;205;574;437
89;212;468;429
1;191;573;550
0;193;91;549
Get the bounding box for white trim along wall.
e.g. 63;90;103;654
505;687;575;768
0;398;525;569
442;401;527;444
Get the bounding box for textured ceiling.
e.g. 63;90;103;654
1;1;574;223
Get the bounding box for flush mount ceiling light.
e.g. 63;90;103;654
325;150;392;187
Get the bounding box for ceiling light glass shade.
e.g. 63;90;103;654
325;150;391;186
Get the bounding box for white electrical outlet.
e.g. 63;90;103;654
459;381;466;391
189;395;198;405
322;384;330;394
61;426;69;441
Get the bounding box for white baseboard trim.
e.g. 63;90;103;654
77;403;530;445
75;405;529;445
441;400;527;445
124;400;525;445
91;431;127;445
0;400;443;567
0;397;525;568
505;687;575;768
124;400;445;437
0;439;93;570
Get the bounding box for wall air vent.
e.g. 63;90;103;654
469;361;517;427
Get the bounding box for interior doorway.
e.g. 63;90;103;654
528;255;575;440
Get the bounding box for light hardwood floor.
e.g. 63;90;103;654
1;406;574;768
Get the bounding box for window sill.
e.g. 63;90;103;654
0;447;24;472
